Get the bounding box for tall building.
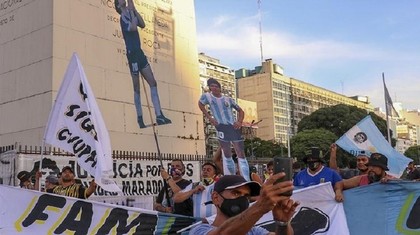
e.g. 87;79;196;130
237;59;373;144
198;53;236;155
0;0;205;154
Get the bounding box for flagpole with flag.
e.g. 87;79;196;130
382;73;399;144
44;53;121;193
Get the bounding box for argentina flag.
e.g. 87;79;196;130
336;115;411;178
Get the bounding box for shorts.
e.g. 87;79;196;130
215;124;243;142
126;49;149;75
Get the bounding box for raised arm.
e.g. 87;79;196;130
86;179;97;198
329;143;339;171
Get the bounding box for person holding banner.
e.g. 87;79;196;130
199;78;250;181
114;0;171;128
45;166;97;199
343;153;396;189
294;147;344;202
190;174;298;235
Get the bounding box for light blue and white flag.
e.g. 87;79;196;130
336;115;411;177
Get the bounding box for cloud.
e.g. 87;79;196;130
197;14;420;110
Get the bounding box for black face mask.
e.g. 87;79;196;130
308;162;320;171
218;194;249;217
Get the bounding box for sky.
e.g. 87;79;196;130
194;0;420;111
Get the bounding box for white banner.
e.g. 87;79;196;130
205;183;349;234
0;185;199;234
44;53;120;192
2;154;200;196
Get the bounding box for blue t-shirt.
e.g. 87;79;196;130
120;10;141;51
293;166;342;188
189;223;269;235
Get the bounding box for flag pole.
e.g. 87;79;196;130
140;76;171;207
382;72;392;144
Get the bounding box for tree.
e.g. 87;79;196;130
244;137;287;158
404;145;420;164
290;129;337;163
298;104;391;141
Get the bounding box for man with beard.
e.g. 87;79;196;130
343;153;394;189
189;174;298;235
294;147;344;202
329;144;369;178
174;162;219;218
46;166;96;199
155;159;193;216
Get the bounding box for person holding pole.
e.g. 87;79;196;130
114;0;171;128
199;78;251;181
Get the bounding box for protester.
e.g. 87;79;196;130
173;162;218;218
329;143;369;179
404;161;420;181
294;147;344;202
189;174;298;235
343;153;395;189
199;78;250;181
155;159;193;216
45;174;59;190
264;160;274;183
292;161;302;181
17;171;35;190
250;165;263;184
114;0;171;128
45;166;96;199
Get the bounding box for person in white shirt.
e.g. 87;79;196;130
173;162;218;218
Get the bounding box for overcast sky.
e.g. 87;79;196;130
194;0;420;110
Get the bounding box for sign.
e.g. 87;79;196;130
0;185;199;234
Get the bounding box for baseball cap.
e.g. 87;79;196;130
46;175;59;184
214;175;261;197
61;166;74;174
17;171;32;182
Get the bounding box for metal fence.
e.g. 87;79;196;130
0;144;272;179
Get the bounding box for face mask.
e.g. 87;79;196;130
202;178;214;186
368;172;381;183
308;162;319;171
219;194;249;217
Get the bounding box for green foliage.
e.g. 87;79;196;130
298;104;389;139
404;145;420;163
244;137;287;158
290;129;337;163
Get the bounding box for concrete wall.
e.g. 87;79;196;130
0;0;205;154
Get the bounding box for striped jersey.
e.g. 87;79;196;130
47;183;87;199
181;182;216;218
199;93;240;125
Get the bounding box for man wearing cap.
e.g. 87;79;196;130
46;166;96;199
343;153;395;189
294;147;344;202
45;175;59;190
189;174;298;235
174;162;219;218
199;78;251;181
17;171;35;190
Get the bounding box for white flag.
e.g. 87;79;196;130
44;53;121;193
